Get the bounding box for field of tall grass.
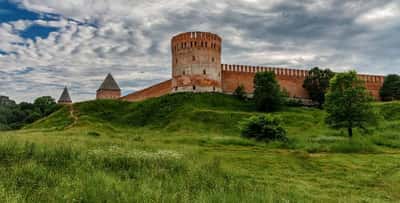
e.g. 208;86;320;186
1;93;400;202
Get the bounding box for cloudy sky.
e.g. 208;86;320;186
0;0;399;102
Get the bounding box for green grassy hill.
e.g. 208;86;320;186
1;93;400;202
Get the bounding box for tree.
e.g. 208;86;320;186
34;96;58;116
380;74;400;101
253;71;284;112
233;85;246;100
325;71;377;138
303;67;335;108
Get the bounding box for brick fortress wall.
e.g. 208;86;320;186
120;79;172;102
221;64;385;100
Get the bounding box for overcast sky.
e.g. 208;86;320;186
0;0;399;102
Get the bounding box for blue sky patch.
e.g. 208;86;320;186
0;0;41;22
19;24;59;40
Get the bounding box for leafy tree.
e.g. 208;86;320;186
34;96;58;116
240;115;287;142
253;71;284;112
303;67;335;108
233;85;246;100
325;71;377;138
380;74;400;101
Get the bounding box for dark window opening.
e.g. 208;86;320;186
183;71;185;75
194;42;197;46
205;42;208;47
191;42;193;47
213;86;216;91
175;86;178;91
176;59;178;63
211;57;215;62
192;56;195;61
203;69;206;75
193;85;196;90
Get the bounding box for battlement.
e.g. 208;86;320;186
221;64;385;83
171;32;222;53
221;64;309;78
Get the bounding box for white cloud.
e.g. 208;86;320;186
356;2;400;26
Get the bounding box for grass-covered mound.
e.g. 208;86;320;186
2;93;400;202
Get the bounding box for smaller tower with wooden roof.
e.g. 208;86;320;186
58;86;72;104
96;73;121;100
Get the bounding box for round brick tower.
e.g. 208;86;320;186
171;31;222;92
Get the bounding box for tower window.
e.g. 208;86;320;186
192;56;195;61
191;42;193;47
176;59;178;63
183;71;185;75
211;57;215;62
213;86;215;91
205;42;208;47
203;69;206;75
194;42;197;46
193;85;196;90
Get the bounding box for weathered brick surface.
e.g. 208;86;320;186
120;79;172;102
221;64;384;100
96;90;121;100
171;32;222;92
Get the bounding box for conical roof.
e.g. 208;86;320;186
98;73;120;91
58;86;72;103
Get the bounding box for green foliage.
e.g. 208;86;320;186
325;71;377;137
233;85;247;100
253;71;284;112
303;67;335;108
1;94;400;202
33;96;58;117
0;95;61;131
380;74;400;101
240;115;287;142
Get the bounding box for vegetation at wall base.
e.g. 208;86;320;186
253;71;284;112
303;67;335;108
0;92;400;202
380;74;400;101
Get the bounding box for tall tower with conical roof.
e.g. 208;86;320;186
96;73;121;100
58;86;72;104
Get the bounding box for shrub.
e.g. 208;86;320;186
233;85;247;100
240;115;287;142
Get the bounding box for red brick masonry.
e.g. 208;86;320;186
121;65;384;102
120;79;172;102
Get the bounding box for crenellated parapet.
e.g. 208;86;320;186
221;64;309;77
221;64;384;100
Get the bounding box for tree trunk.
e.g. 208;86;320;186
348;127;353;138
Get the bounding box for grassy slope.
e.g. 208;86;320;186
1;93;400;202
